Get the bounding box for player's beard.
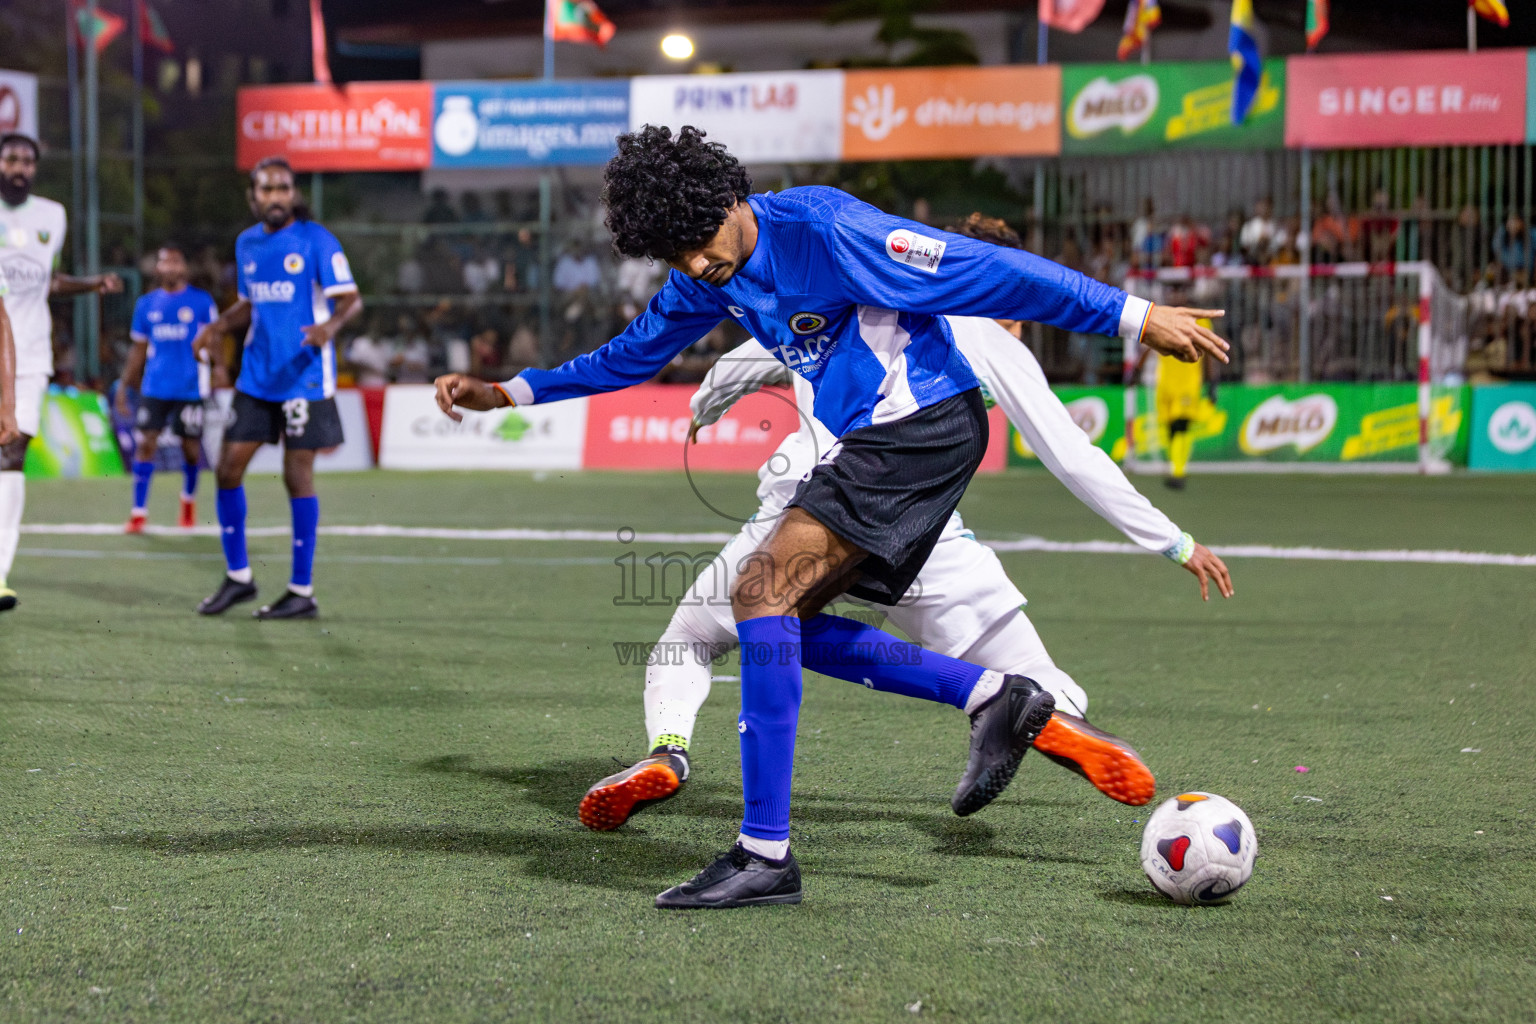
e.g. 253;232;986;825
0;175;30;208
262;204;292;230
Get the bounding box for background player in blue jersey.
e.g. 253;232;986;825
193;156;361;620
437;126;1228;908
117;242;219;533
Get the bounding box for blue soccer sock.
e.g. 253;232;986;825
289;495;319;593
215;486;249;577
182;461;200;499
736;615;804;844
799;613;986;710
131;460;154;513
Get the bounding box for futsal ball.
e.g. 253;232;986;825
1140;792;1257;905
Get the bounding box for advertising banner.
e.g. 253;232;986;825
236;82;435;171
1132;383;1469;464
842;66;1059;160
24;388;125;480
1061;59;1283;155
1007;387;1126;466
431;80;629;168
1468;384;1536;471
1528;50;1536;144
628;70;844;163
0;69;39;139
1285;50;1527;149
582;384;796;472
379;385;587;470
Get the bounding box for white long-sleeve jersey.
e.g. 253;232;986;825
691;315;1186;558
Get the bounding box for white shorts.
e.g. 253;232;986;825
672;506;1026;660
13;374;48;439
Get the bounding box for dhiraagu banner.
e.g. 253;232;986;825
1061;58;1285;155
24;387;126;479
1127;383;1469;465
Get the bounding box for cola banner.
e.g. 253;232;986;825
1061;58;1285;155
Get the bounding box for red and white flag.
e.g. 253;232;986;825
1039;0;1107;33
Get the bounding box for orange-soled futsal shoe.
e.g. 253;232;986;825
1033;712;1156;806
577;747;689;831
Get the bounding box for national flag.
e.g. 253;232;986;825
546;0;617;47
72;1;127;55
1306;0;1329;50
1117;0;1161;60
1228;0;1262;124
140;3;174;54
1471;0;1510;29
1039;0;1107;34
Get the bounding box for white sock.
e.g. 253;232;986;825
644;625;724;752
0;471;24;584
962;669;1007;715
737;834;789;861
960;609;1089;718
288;582;314;597
227;567;254;584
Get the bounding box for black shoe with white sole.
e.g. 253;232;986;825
951;675;1056;816
254;589;318;620
197;576;258;615
655;845;802;909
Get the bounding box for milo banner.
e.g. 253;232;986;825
1129;383;1470;465
1062;58;1285;155
1008;386;1127;466
23;387;126;479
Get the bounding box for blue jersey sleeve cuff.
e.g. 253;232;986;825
1120;295;1152;343
501;375;535;407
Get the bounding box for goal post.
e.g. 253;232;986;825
1121;261;1466;474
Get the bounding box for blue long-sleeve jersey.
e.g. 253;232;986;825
505;186;1149;436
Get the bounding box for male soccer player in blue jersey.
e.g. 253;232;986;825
193;157;361;620
118;242;220;533
437;126;1228;908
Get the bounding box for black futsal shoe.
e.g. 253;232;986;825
197;576;258;615
254;589;318;620
655;845;803;909
952;675;1056;816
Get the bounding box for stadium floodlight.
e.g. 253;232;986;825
661;34;694;60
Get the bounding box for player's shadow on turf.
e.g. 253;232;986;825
1097;888;1219;908
93;824;702;892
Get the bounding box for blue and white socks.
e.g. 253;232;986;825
735;615;803;861
130;460;154;514
216;486;251;583
288;495;319;597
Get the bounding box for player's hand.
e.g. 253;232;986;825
434;374;509;422
114;387;131;419
1182;543;1234;602
96;273;124;295
300;324;333;348
192;324;218;360
0;409;17;446
211;365;230;390
1143;305;1229;364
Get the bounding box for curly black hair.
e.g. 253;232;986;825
944;213;1023;250
602;125;752;261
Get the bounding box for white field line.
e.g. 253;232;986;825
19;523;1536;568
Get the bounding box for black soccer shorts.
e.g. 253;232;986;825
136;396;206;440
223;391;345;450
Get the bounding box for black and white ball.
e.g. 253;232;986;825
1140;792;1257;905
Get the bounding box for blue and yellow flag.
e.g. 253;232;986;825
1228;0;1261;124
1117;0;1161;61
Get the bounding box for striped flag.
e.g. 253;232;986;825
140;3;174;54
1471;0;1510;28
1117;0;1161;60
1306;0;1329;50
1229;0;1262;125
1040;0;1108;33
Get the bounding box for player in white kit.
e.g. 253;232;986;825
577;217;1233;831
0;134;123;612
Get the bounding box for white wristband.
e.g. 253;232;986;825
1162;531;1195;566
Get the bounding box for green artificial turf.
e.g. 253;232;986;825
3;470;1534;1022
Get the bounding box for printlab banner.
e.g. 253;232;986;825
626;70;845;163
432;80;629;168
1061;58;1284;155
1131;383;1470;464
24;388;125;480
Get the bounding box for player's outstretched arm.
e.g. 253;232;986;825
434;374;510;422
1182;543;1234;602
117;340;148;418
50;271;123;296
688;338;791;439
1142;304;1230;364
0;297;16;446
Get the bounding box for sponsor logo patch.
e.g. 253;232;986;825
1488;400;1536;455
331;252;354;284
283;253;305;275
788;311;828;336
177;306;195;323
884;229;945;273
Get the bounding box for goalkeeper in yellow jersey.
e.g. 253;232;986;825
1139;299;1218;490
